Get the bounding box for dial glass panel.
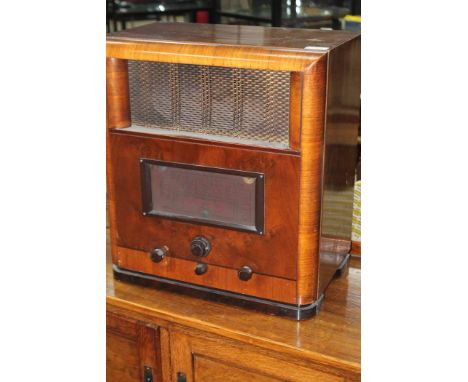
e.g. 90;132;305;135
140;160;264;234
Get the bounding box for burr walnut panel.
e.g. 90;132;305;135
109;130;300;280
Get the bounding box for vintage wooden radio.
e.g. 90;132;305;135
106;23;360;319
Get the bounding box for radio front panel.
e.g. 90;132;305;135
110;131;300;280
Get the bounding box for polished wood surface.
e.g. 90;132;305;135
107;314;141;382
105;23;358;73
194;356;281;382
297;56;328;304
106;57;130;261
107;39;323;72
107;312;163;382
106;58;131;129
171;327;345;382
318;37;360;294
321;36;360;240
109;131;301;282
108;22;359;51
107;234;361;379
289;72;302;151
321;237;352;254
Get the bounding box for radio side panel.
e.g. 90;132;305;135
318;36;361;296
321;36;361;242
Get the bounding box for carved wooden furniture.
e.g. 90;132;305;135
106;238;361;381
107;22;360;319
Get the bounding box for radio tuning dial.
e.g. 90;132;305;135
191;236;211;257
238;266;253;281
150;246;168;263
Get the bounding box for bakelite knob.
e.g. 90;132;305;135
194;263;208;275
150;246;168;263
191;236;211;257
238;266;253;281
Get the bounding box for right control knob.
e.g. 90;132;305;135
238;266;253;281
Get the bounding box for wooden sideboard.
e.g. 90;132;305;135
106;234;361;382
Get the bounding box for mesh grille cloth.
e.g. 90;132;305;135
128;60;291;147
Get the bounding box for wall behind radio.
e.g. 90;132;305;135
107;0;362;32
108;15;191;34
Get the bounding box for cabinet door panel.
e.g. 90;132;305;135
107;330;141;382
106;312;162;382
194;356;281;382
171;330;344;382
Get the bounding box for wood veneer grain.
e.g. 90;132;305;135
107;40;324;72
116;246;297;304
107;22;360;51
172;328;345;382
106;107;119;263
106;312;162;382
106;57;131;129
289;72;302;151
109;131;301;281
297;57;328;304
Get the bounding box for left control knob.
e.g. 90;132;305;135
150;246;169;263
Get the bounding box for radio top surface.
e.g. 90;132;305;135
107;22;359;52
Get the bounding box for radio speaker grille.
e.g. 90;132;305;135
127;61;291;147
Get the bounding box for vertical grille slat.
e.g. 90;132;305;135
128;61;291;148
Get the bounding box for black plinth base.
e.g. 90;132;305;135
113;253;350;321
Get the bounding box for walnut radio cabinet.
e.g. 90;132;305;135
107;23;360;319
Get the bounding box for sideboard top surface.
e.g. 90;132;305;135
106;234;361;374
107;22;359;52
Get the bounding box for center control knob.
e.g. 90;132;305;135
150;246;168;263
191;236;211;257
194;263;208;275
